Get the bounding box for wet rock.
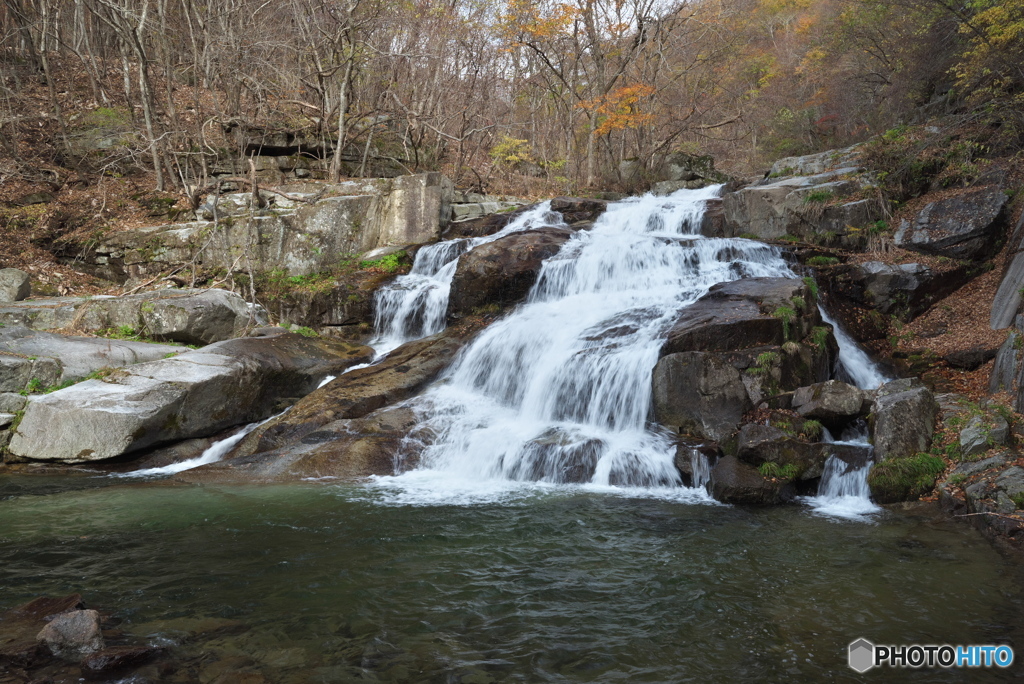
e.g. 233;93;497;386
791;380;869;428
870;379;939;460
215;323;483;469
447;228;572;320
7;330;374;463
0;268;30;302
36;609;104;659
735;424;822;479
894;185;1008;260
80;645;163;678
179;404;423;484
653;351;750;441
708;454;796;504
960;414;1010;457
0;639;48;668
662;278;820;355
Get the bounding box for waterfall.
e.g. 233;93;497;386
375;187;794;496
690;450;712;489
805;422;881;520
370;203;565;354
819;306;888;391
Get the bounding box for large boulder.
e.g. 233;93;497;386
447;228;572;319
653;278;836;440
6;330;374;463
232;323;483;461
0;326;181;392
791;380;869;428
178;404;422;484
0;288;265;344
0;268;30;302
708;454;796;505
819;260;980;323
722;150;883;245
36;610;104;660
990;209;1024;330
869;378;939;460
894;185;1008;260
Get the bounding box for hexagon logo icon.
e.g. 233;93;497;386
849;638;875;673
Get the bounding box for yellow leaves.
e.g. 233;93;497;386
499;0;579;41
577;84;655;136
490;135;534;166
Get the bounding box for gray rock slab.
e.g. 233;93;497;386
7;331;375;463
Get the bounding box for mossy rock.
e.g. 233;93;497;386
867;453;945;503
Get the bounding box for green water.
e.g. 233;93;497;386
1;475;1022;682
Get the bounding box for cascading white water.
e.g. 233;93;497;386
804;306;892;519
690;450;712;489
377;187;794;496
819;306;887;390
370;203;565;354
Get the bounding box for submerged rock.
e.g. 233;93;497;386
36;609;104;660
80;645;163;678
7;330;373;463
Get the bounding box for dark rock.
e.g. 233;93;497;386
870;379;939;460
735;424;822;479
661;278;818;355
894;185;1008;260
0;639;48;668
36;609;104;659
13;594;85;621
447;228;572;319
709;454;796;504
549;197;608;223
226;323;483;462
81;645;163;678
652;351;750;440
943;345;998;371
819;260;980;323
672;439;720;486
990;210;1024;329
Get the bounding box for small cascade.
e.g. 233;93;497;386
690;450;712;489
819;306;888;390
370;203;565;353
380;186;795;494
805;422;881;520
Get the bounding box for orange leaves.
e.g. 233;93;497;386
577;84;655;136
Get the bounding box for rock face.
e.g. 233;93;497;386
819;260;980;323
870;378;938;460
653;278;836;441
0;268;30;302
989;315;1024;412
75;173;452;283
990;209;1024;330
447;228;572;319
0;288;264;344
36;610;104;659
959;414;1010;457
7;330;374;463
0;326;182;392
894;185;1007;260
229;323;482;461
722;148;883;245
709;454;796;505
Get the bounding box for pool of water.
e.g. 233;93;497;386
1;474;1022;682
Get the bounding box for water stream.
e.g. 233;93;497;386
374;187;795;498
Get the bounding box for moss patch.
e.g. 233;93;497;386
868;453;946;503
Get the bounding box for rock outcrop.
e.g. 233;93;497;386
869;378;939;460
653;277;836;440
447;228;572;319
0;288;264;344
894;184;1007;260
6;330;374;463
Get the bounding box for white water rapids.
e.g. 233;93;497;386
373;186;793;499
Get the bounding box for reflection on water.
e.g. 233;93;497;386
1;475;1021;682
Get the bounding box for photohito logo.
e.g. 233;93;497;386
848;639;1014;672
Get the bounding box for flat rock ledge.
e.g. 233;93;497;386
7;329;373;464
